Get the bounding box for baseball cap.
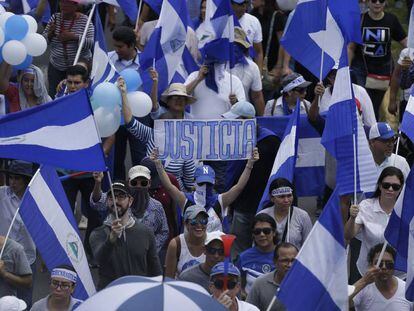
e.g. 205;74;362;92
222;101;256;119
210;262;241;278
194;165;215;184
183;205;208;221
140;157;161;189
108;181;131;196
0;296;27;311
234;27;250;49
281;73;312;93
205;231;224;245
369;122;395;140
128;165;151;181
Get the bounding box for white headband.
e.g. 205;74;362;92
271;187;293;197
51;268;77;283
282;76;307;93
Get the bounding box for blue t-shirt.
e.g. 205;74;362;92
236;246;275;294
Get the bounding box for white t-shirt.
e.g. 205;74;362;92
355;198;390;275
185;64;246;119
377;153;410;181
238;13;262;44
264;96;310;116
231;58;262;100
237;298;260;311
353;277;413;311
320;83;377;128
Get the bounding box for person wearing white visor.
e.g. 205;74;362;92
264;73;311;116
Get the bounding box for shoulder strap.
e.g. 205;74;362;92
271;99;277;116
281;206;294;242
175;235;181;261
265;11;277;59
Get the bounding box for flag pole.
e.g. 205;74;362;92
286;206;291;243
375;241;388;268
265;296;276;311
105;170;119;219
74;3;96;66
0;167;41;259
353;132;357;204
393;131;402;166
134;0;144;32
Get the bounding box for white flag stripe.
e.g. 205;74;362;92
329;66;353;105
91;42;117;85
296;138;325;167
29;172;96;296
0;115;100;150
270;125;296;174
298;222;348;310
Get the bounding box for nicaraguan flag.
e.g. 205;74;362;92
384;167;414;301
321;66;376;195
281;0;361;79
408;5;414;49
19;166;96;300
257;101;300;211
0;89;106;171
99;0;138;22
400;86;414;143
90;7;119;89
277;188;348;310
22;0;38;13
143;0;162;15
139;0;198;95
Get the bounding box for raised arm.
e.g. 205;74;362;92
0;62;12;94
186;65;208;95
344;204;362;243
149;68;159;112
221;148;259;207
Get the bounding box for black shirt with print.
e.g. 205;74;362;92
352;12;406;76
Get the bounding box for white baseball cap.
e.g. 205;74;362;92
128;165;151;180
222;101;256;119
205;231;224;245
0;296;27;311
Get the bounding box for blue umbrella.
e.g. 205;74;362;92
77;276;226;311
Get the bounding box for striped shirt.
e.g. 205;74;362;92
42;13;94;71
90;192;169;253
126;119;195;191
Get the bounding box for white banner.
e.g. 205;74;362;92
154;119;256;161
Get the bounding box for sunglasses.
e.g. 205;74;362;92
381;182;401;191
189;218;208;226
253;228;273;236
206;246;224;256
378;260;394;270
371;0;385;3
130;179;149;187
212;279;238;290
50;280;72;290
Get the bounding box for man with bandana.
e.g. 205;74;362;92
150;147;259;233
89;181;162;289
31;265;82;311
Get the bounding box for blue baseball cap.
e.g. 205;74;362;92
231;0;246;3
369;122;395;140
210;262;241;278
194;165;215;184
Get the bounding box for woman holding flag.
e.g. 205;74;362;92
257;178;312;249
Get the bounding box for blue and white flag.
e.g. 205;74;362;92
257;101;300;211
321;66;376;195
139;0;198;95
277;188;348;310
100;0;138;22
22;0;38;13
400;87;414;143
90;7;118;88
408;4;414;49
384;167;414;301
19;165;96;300
198;0;235;67
143;0;162;15
0;89;106;171
281;0;361;79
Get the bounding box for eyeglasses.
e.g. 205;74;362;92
130;179;149;187
50;280;72;290
371;0;385;3
212;279;238;290
206;246;224;256
189;218;208;226
253;228;273;236
108;193;129;201
381;182;401;191
378;260;394;270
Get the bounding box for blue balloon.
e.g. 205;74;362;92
14;55;32;70
92;82;122;112
120;68;142;92
5;15;29;41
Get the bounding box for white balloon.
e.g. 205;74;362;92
0;5;5;15
276;0;298;11
126;91;152;118
94;106;121;138
22;15;38;33
0;28;4;47
0;12;14;30
22;33;47;56
2;40;27;66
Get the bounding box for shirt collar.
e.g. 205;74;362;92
6;187;20;201
111;48;140;66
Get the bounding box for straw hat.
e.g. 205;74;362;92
160;83;196;104
234;27;251;49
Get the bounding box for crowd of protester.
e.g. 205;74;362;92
0;0;413;310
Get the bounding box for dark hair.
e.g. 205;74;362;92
66;65;89;82
367;243;396;264
112;26;136;47
274;242;298;260
373;166;404;198
53;264;76;273
268;178;297;207
76;57;92;75
252;214;276;231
